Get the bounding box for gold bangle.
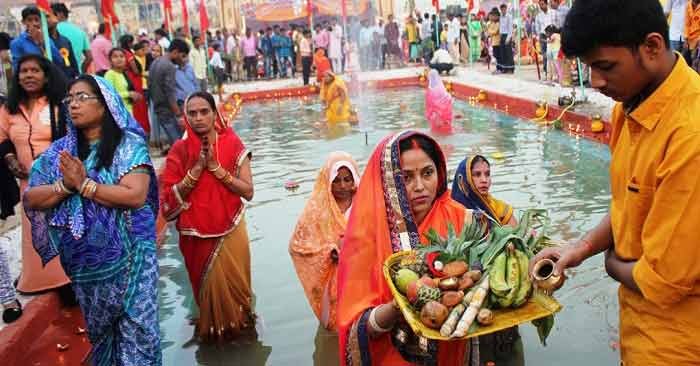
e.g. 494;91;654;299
186;170;199;183
208;163;222;172
86;180;98;199
213;168;228;180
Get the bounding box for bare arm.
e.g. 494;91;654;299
24;184;71;210
604;249;641;294
90;172;151;209
215;156;254;201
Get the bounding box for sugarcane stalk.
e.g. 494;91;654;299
451;274;490;338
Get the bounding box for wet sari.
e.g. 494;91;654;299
160;96;254;342
25;76;161;366
337;130;482;366
450;155;514;225
320;72;352;124
289;152;360;331
425;70;453;132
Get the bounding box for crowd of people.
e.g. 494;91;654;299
0;0;699;365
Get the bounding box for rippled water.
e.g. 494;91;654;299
158;88;620;365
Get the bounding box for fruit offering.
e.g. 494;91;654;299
387;209;564;341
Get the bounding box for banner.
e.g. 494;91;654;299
199;0;209;32
181;0;189;34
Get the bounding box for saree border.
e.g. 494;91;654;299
345;309;372;366
197;207;246;299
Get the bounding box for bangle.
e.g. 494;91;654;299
80;179;97;199
214;168;228;180
208;163;222;172
368;307;394;333
53;180;72;195
186;170;199;183
4;153;16;160
79;178;91;195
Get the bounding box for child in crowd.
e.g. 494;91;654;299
487;9;501;70
440;24;449;50
104;48;140;113
545;25;562;84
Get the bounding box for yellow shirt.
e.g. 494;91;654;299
407;23;418;43
684;1;700;49
609;54;700;366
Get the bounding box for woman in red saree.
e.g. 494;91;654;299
314;48;332;83
120;35;150;134
337;130;485;366
160;91;255;342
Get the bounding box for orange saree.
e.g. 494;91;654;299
337;130;479;366
289;152;360;331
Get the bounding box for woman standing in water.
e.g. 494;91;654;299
160;91;255;342
320;71;352;124
452;154;522;366
337;130;487;365
290;151;360;330
24;75;161;365
452;155;517;227
425;69;453;132
0;55;72;297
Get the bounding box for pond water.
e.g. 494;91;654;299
158;88;620;365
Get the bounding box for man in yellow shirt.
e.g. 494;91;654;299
532;0;700;365
684;0;700;51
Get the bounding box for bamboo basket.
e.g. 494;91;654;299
383;251;563;341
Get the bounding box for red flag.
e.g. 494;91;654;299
101;0;119;24
163;0;173;32
467;0;474;11
35;0;51;13
432;0;440;10
199;0;209;32
180;0;189;34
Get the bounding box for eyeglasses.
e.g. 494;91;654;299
62;93;100;106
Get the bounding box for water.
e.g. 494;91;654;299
158;88;620;365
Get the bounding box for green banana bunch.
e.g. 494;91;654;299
512;249;533;307
488;244;523;308
488;251;511;298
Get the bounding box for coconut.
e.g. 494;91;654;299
420;301;449;329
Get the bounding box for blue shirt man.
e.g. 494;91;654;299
10;7;64;71
175;62;199;105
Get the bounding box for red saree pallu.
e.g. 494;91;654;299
337;130;479;366
160;109;254;342
125;50;150;134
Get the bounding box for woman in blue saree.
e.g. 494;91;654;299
451;154;523;366
23;75;161;366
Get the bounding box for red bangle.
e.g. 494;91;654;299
579;238;595;257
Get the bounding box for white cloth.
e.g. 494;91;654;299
420;19;432;40
209;51;225;69
359;27;374;48
158;37;171;51
226;35;236;54
329;24;343;59
665;0;688;42
535;9;555;35
500;13;513;36
551;5;570;29
430;48;453;64
448;18;461;43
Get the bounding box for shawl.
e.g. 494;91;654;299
289;152;360;330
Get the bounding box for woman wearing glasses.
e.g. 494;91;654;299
0;55;72;302
24;74;161;364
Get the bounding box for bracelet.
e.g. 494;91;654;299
222;172;235;185
4;153;16;160
80;179;98;199
208;163;222;172
186;170;199;183
53;180;72;195
368;307;394;333
180;177;195;190
79;178;91;195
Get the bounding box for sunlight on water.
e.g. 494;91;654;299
158;88;619;365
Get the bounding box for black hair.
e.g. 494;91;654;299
168;38;190;54
193;35;201;42
398;134;447;196
0;32;11;51
132;41;146;51
469;155;491;171
69;75;123;169
21;6;40;21
545;25;560;35
212;43;221;51
500;3;507;9
186;91;217;115
7;55;68;141
562;0;669;57
50;3;70;17
489;7;501;17
119;34;134;50
155;29;168;38
98;23;107;34
108;47;126;60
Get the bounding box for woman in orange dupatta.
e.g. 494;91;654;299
160;91;255;342
289;152;360;331
314;48;332;83
337;130;485;366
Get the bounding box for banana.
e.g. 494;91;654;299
488;252;511;298
497;244;521;308
512;249;533;307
